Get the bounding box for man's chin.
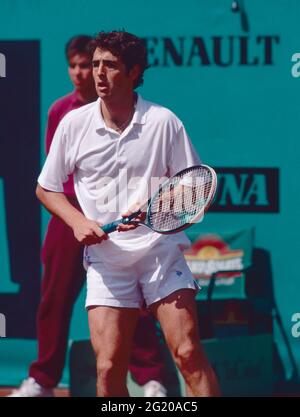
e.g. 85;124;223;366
97;87;109;96
97;91;112;101
74;83;85;90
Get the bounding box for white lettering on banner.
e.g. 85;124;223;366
0;53;6;78
0;313;6;337
291;313;300;338
291;53;300;78
197;278;235;287
187;258;244;276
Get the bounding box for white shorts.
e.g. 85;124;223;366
85;239;200;309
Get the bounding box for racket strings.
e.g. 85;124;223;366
149;167;213;232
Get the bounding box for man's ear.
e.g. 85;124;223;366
129;64;141;84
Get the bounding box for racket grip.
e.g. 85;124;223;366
101;210;142;234
101;220;124;234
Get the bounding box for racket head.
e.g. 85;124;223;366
146;164;217;234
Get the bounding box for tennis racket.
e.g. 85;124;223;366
101;164;217;235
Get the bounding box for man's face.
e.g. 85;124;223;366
92;47;139;102
68;53;94;92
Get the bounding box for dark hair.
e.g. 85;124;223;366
65;35;93;61
90;31;149;89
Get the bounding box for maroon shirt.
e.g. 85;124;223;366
45;91;87;196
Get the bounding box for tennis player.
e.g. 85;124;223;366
36;31;220;397
9;35;167;398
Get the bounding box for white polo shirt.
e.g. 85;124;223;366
38;94;201;267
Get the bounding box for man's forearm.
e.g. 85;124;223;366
36;184;85;229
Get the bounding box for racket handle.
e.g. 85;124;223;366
101;210;142;234
101;220;125;234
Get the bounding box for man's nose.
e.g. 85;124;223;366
97;62;105;76
74;65;81;75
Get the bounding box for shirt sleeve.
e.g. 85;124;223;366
168;123;202;177
37;121;73;192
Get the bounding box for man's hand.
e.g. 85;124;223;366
117;203;146;232
72;218;108;245
35;186;109;244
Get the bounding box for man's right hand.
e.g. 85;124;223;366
72;218;108;246
35;186;108;245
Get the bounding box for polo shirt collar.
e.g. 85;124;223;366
132;94;147;125
93;98;106;130
93;94;147;131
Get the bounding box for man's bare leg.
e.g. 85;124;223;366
150;289;220;397
88;306;139;397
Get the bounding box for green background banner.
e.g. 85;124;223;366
186;228;254;300
0;0;299;386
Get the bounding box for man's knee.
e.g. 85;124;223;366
96;357;128;396
96;358;114;381
173;339;206;371
96;357;127;383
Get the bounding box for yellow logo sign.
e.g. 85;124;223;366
185;235;244;285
